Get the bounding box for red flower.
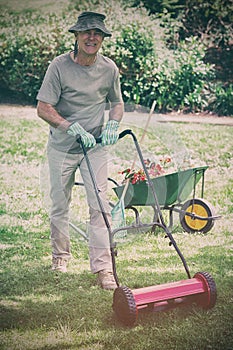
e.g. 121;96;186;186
165;157;171;163
120;157;172;185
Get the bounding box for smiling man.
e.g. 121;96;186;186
73;28;104;64
36;12;124;290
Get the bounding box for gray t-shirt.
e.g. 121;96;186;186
37;52;123;153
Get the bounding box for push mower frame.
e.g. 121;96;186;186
78;129;217;326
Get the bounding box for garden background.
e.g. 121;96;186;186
0;0;232;115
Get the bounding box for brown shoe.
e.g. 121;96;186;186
51;257;68;273
97;270;117;290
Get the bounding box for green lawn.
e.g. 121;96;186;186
0;106;233;349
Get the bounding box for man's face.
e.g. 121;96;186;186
76;29;104;56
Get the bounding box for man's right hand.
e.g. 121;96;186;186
67;122;96;148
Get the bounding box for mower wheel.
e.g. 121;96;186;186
180;198;215;233
194;271;217;309
113;286;137;326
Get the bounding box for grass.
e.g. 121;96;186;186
0;105;233;350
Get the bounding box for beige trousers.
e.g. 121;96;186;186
47;143;113;273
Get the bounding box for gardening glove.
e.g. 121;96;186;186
101;120;119;146
67;122;96;148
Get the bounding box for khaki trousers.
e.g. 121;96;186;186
47;143;113;273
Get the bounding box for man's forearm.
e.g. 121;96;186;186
37;101;71;131
109;102;124;123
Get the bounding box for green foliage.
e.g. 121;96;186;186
182;0;233;48
204;45;233;83
103;22;157;104
129;0;185;17
208;83;233;116
156;1;233;84
0;10;74;102
179;0;233;84
169;37;215;112
123;36;215;112
0;3;232;115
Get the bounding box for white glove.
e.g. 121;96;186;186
67;122;96;148
101;120;119;146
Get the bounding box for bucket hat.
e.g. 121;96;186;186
68;11;112;37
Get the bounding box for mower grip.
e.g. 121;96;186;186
95;129;132;143
77;129;133;144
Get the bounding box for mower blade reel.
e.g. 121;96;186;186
113;271;216;326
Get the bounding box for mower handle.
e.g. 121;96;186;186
77;129;133;144
95;129;132;143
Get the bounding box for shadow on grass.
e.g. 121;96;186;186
0;264;114;331
0;260;208;333
0;261;194;330
1;232;231;336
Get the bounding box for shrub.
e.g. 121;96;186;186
0;3;231;115
0;3;169;108
127;0;185;17
158;0;233;84
208;84;233;116
169;37;215;112
103;23;157;104
131;37;216;112
0;10;75;103
182;0;233;48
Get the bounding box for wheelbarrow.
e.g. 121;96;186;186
112;165;218;234
78;129;217;327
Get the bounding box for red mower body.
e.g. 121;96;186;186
113;272;217;326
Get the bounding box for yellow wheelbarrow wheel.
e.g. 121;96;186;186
180;198;215;233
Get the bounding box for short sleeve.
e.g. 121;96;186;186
36;60;62;106
106;68;123;104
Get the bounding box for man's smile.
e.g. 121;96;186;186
85;43;97;46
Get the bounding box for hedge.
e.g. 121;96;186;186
0;2;232;115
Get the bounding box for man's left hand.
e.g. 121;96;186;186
101;120;119;146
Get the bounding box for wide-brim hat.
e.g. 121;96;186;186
68;11;112;37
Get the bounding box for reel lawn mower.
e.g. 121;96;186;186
79;129;217;327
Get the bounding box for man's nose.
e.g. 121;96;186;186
88;30;95;39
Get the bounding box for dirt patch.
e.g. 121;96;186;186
0;103;232;126
123;110;233;126
0;104;37;120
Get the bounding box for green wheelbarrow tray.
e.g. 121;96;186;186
113;166;208;208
